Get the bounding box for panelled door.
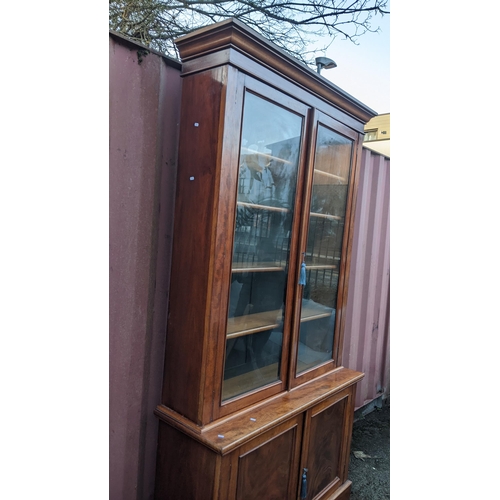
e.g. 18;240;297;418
298;389;354;500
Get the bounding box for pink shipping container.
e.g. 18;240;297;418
343;148;390;411
109;32;182;500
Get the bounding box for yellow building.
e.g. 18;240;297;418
363;113;390;157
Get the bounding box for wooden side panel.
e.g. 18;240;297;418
204;67;245;423
234;417;303;500
162;67;228;423
218;454;236;500
155;422;218;500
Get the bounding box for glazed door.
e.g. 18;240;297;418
290;110;360;387
218;77;311;415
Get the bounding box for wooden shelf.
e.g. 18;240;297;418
309;211;342;221
222;362;280;401
300;302;334;322
227;309;282;339
304;256;340;269
237;201;289;213
232;262;285;273
241;147;293;165
314;169;347;183
304;264;338;271
231;260;339;274
226;303;334;339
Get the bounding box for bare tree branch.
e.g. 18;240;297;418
109;0;389;65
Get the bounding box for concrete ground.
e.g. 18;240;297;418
348;401;390;499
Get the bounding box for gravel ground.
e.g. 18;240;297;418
348;402;390;500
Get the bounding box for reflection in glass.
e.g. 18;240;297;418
296;125;353;375
222;91;303;401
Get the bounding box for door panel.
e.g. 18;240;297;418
235;416;302;500
289;110;361;389
302;395;349;499
222;88;306;403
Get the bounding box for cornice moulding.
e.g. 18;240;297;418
175;18;377;124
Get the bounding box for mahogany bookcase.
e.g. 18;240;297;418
154;18;376;500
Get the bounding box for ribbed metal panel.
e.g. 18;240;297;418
343;148;390;410
109;33;182;500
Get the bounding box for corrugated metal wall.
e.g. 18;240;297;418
109;33;181;500
343;148;390;410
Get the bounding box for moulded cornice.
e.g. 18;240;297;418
175;18;377;124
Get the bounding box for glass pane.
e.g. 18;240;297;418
222;91;303;401
296;125;353;375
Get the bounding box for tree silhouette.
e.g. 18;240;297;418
109;0;389;65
